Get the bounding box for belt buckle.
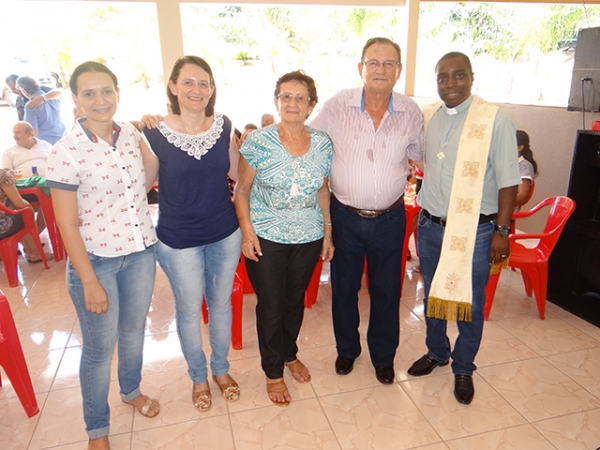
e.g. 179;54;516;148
358;210;379;219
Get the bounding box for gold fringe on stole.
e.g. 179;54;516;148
489;257;509;275
427;297;473;322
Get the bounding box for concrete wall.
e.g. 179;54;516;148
498;103;600;231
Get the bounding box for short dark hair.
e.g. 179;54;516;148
361;37;402;62
69;61;119;95
5;74;18;84
274;70;318;107
436;52;473;75
167;56;216;116
16;76;39;96
244;123;258;131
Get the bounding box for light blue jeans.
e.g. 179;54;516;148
155;228;241;384
67;246;156;440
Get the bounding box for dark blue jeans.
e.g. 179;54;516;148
418;211;494;376
330;196;405;368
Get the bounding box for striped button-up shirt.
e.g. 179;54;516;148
310;88;424;210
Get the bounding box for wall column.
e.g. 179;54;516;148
155;0;184;88
402;0;420;96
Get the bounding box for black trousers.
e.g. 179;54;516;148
245;236;322;379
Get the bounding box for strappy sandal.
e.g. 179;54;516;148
212;374;240;402
122;395;160;418
192;384;212;412
266;379;290;407
285;359;311;383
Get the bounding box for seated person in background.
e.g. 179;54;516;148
260;113;274;127
16;76;67;145
2;121;50;232
4;74;62;121
515;130;538;207
0;168;51;263
2;121;51;177
241;123;257;143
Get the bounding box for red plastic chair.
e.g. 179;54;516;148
0;291;39;417
0;205;49;287
304;258;324;309
236;257;254;294
201;273;244;350
18;188;65;262
484;196;576;320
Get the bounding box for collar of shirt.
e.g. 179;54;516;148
357;88;395;115
442;95;473;116
76;118;122;146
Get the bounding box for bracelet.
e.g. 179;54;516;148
42;94;48;101
324;222;332;226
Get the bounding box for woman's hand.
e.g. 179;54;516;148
241;229;262;262
138;114;164;131
321;236;334;262
83;280;110;314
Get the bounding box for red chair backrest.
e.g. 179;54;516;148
536;196;576;257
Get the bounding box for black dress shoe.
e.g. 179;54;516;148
375;366;395;384
335;356;355;375
454;374;474;404
407;354;449;376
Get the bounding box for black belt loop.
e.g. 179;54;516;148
423;209;497;227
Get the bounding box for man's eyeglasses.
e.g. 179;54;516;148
362;59;400;71
278;93;310;104
179;79;212;90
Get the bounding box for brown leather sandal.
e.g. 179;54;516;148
212;374;240;402
266;379;290;407
192;384;212;412
285;359;311;383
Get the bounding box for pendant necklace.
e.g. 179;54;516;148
438;115;459;160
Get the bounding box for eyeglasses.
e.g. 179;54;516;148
278;93;309;104
362;59;400;71
179;79;212;90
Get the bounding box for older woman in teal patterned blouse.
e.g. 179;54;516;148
235;70;333;407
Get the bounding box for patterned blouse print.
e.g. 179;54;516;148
0;169;17;234
240;125;332;245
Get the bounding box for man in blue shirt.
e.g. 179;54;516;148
16;76;67;145
4;74;61;121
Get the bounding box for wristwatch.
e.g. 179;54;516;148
494;224;510;236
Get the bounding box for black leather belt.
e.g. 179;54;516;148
422;209;497;227
334;194;404;219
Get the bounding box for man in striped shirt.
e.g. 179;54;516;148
310;37;424;385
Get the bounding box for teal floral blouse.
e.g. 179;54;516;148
240;125;332;244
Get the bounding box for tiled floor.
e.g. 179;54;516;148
1;241;600;449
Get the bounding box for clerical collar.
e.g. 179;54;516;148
443;95;473;115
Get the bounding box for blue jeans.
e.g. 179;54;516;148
155;228;241;384
330;196;405;367
418;211;494;376
67;246;156;440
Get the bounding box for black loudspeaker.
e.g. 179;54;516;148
548;131;600;327
568;27;600;112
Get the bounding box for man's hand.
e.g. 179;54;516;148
27;95;45;109
489;233;509;265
